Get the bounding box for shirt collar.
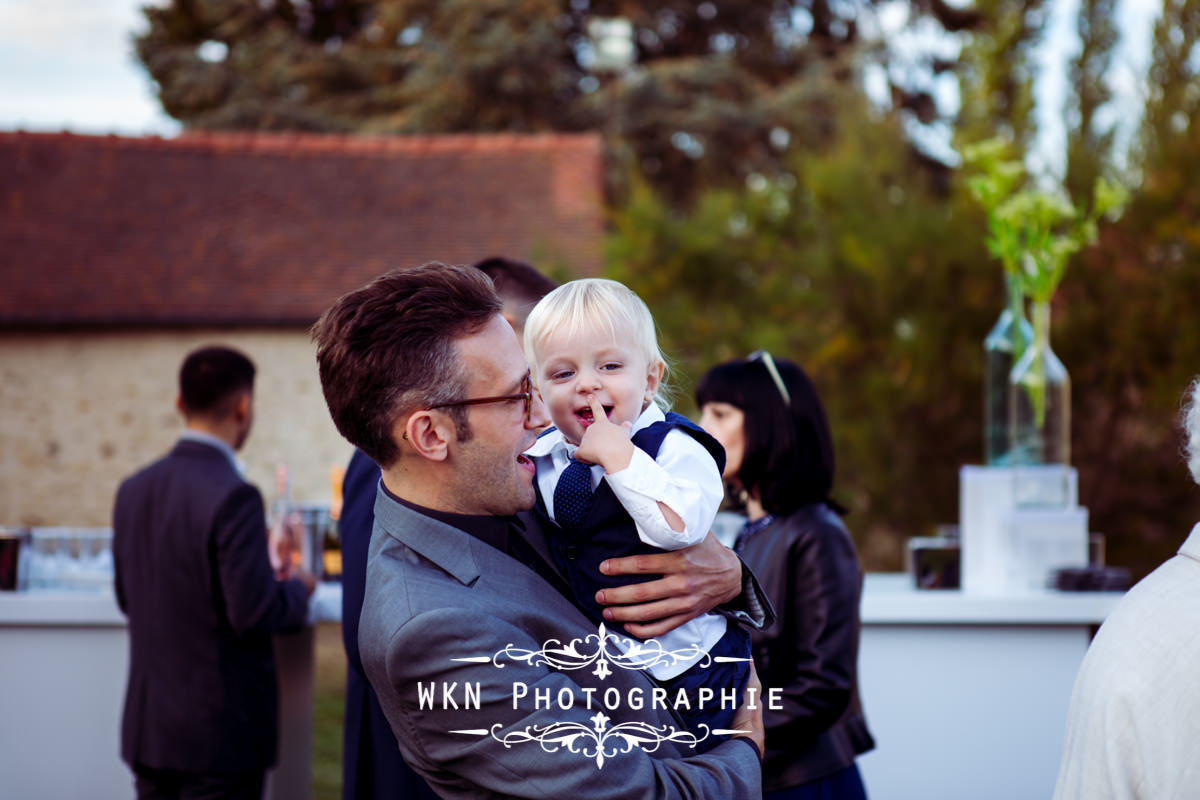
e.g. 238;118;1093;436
380;480;518;553
524;403;666;458
179;429;240;472
1180;522;1200;563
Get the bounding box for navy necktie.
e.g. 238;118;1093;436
553;458;594;530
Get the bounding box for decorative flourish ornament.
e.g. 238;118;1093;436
488;713;709;769
448;624;753;765
474;623;712;679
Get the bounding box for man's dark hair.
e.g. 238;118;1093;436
473;257;558;310
312;263;502;468
178;346;256;416
695;356;843;517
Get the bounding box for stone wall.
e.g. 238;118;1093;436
0;329;353;527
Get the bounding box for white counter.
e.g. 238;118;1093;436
0;587;329;800
861;572;1119;624
0;590;130;800
857;574;1123;800
0;579;1120;800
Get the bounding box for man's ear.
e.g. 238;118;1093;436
175;394;186;417
233;391;252;423
644;360;665;404
400;410;453;462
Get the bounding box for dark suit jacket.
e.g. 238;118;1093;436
341;448;438;800
112;438;310;774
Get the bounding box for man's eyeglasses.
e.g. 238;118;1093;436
427;374;534;423
748;350;791;407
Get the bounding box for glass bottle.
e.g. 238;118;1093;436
983;273;1033;465
1009;299;1070;466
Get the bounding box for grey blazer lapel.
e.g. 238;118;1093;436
371;488;482;586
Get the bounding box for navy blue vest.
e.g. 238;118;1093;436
534;412;726;626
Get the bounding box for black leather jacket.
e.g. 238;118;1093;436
735;502;875;791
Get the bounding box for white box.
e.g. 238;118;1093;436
960;466;1015;594
1012;465;1077;508
1005;507;1089;591
959;466;1081;594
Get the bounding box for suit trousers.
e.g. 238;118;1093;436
133;765;264;800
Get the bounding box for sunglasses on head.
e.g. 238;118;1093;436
747;350;791;407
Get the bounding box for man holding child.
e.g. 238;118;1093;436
313;263;767;798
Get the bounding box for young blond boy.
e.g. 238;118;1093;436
523;278;750;744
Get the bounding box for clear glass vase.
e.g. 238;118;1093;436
1009;300;1070;466
983;274;1034;465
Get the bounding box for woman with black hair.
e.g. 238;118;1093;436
697;352;874;800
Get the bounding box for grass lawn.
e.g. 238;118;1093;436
314;621;347;800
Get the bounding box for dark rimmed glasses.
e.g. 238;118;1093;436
427;374;534;423
748;349;791;407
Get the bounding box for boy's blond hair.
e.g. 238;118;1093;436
524;278;672;410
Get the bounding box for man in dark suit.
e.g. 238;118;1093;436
315;264;766;798
340;448;438;800
113;345;316;800
340;257;557;800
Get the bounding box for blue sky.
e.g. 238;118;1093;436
0;0;1158;172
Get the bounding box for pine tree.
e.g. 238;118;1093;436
953;0;1048;151
135;0;956;202
1064;0;1118;204
1056;0;1200;578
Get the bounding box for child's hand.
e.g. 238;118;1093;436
574;394;635;474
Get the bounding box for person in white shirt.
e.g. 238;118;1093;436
522;278;751;750
1052;375;1200;800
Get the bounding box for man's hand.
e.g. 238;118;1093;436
293;567;318;597
268;519;297;579
732;660;765;758
574;394;634;474
595;530;741;638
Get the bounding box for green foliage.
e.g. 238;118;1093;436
953;0;1049;150
1057;157;1200;578
1064;0;1118;201
135;0;958;203
1009;177;1125;303
133;0;1200;580
1056;0;1200;579
962;138;1029;275
609;98;997;568
606;0;1194;579
1135;0;1200;170
964;138;1127;304
313;622;346;799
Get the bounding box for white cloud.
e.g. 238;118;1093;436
0;0;148;52
0;0;175;135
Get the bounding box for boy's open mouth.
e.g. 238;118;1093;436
576;405;613;424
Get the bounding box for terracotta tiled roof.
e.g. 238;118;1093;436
0;130;604;326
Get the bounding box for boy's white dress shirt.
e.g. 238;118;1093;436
525;404;728;679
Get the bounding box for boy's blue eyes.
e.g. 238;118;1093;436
548;363;623;381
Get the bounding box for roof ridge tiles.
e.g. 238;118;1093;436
0;129;600;159
0;126;604;325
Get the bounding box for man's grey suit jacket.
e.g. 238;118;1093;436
359;489;762;799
